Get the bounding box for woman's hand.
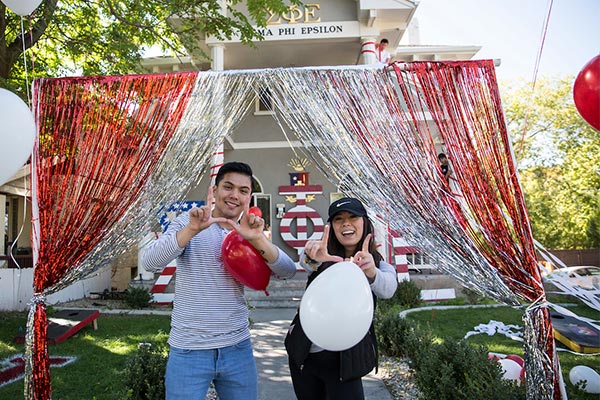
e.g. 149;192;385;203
353;233;377;283
304;225;343;263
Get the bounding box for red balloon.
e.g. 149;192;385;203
573;55;600;131
221;230;271;293
248;206;262;218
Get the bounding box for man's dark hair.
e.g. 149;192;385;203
380;38;389;44
438;153;447;160
215;162;253;187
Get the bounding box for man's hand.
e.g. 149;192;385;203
304;225;343;263
176;186;230;247
233;204;266;242
353;233;377;282
226;204;280;263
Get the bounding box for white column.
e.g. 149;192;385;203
209;43;226;188
210;44;225;71
359;37;377;65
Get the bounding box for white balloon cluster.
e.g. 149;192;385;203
0;89;36;186
1;0;43;16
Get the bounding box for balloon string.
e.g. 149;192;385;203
516;0;554;159
20;16;32;106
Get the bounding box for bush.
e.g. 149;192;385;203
375;309;433;365
394;279;423;308
462;287;483;305
415;339;525;400
123;343;167;400
124;286;152;309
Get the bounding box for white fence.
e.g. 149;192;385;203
0;267;111;311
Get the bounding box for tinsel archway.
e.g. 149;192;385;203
28;62;562;399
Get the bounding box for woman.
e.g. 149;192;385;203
285;197;398;400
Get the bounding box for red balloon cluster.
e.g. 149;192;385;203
221;230;271;293
573;55;600;131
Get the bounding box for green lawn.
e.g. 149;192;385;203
1;304;597;399
0;312;171;400
405;304;600;399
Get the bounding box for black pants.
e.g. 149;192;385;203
289;350;364;400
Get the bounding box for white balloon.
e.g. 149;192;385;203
498;358;523;385
569;365;600;394
1;0;43;16
0;89;36;186
299;261;374;351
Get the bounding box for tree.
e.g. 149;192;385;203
0;0;299;95
501;76;600;249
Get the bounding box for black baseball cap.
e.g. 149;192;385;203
327;197;367;222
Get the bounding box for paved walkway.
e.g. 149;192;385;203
58;305;393;399
249;308;393;400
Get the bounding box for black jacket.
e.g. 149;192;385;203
284;262;378;382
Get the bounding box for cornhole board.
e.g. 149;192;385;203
550;310;600;354
14;309;100;345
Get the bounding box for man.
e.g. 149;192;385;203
375;38;391;64
142;161;296;400
438;153;453;181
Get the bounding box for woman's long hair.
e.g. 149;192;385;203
327;215;383;267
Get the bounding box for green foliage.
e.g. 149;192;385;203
379;279;422;311
375;310;433;366
0;0;302;94
461;287;483;305
123;343;168;400
501;77;600;249
415;339;525;400
123;286;152;309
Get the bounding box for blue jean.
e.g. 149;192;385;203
165;338;258;400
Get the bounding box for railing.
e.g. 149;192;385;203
0;255;34;268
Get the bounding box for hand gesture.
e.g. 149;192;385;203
353;233;377;281
303;225;343;263
231;204;266;243
187;186;230;233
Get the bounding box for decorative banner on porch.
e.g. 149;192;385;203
159;201;205;232
278;160;324;257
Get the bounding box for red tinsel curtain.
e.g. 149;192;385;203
28;72;198;399
391;60;561;399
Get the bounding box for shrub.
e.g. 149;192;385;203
462;287;483;305
123;343;167;400
415;339;525;400
375;309;433;365
124;286;152;309
395;279;423;308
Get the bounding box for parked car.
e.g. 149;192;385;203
546;266;600;290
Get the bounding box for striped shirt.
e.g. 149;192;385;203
142;212;296;349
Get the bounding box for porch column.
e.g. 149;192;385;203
359;37;377;65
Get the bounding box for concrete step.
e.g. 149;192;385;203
247;295;302;309
246;288;305;299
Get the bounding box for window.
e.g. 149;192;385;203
252;194;272;235
407;252;436;273
254;87;275;115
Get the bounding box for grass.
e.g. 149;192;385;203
405;304;600;399
0;311;171;400
1;299;596;399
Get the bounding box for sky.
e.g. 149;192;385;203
411;0;600;81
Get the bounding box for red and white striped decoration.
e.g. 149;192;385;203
280;194;324;256
149;261;176;304
388;229;416;282
209;146;224;187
